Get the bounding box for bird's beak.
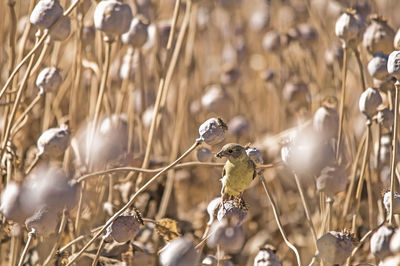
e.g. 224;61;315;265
216;150;224;158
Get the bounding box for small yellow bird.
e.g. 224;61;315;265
216;143;256;201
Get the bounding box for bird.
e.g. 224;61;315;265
216;143;256;202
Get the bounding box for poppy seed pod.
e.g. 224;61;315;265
207;197;221;225
49;16;71;41
246;147;264;164
82;25;96;48
262;30;282;52
228;116;249;139
282;81;311;111
217;200;248;226
297;23;318;44
220;64;241;86
202;255;233;266
121;18;149;48
30;0;64;30
36;67;62;93
380;255;400;266
377;108;394;129
25;207;58;236
160;237;200;266
106;212;141;243
37;126;70;158
335;10;365;47
394;27;400;50
363;16;395;55
368;53;389;80
316;231;353;265
201;84;231;114
390;229;400;253
93;0;133;39
387;50;400;80
196;147;212;162
373;76;395;92
316;165;347;198
324;44;344;67
249;9;270;33
207;221;245;253
119;51;138;80
198;118;227;145
254;247;282;266
370;225;396;260
383;191;400;215
313;106;339;140
359;87;382;118
0;182;28;224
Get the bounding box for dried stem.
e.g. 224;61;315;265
337;44;348;160
91;238;106;266
17;229;36;266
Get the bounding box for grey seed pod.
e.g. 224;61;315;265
373;76;395;92
390;229;400;253
387;50;400;80
374;134;394;167
196;147;212;162
119;51;138;80
121;18;149;48
201;84;231;113
198;118;227;146
249;9;270;33
324;44;344;67
21;165;78;214
202;255;233;266
93;0;133;38
36;67;62;93
207;221;245;253
313;106;339;140
380;255;400;266
254;247;282;266
37;126;70;158
282;81;311;109
262;30;282;52
30;0;64;29
207;197;221;225
317;231;353;265
106;212;141;243
160;237;200;266
82;25;96;47
316;165;347;198
142;106;154;128
157;20;172;48
363;16;395;55
335;10;365;47
297;23;318;44
371;225;396;260
25;207;58;236
228;116;249;138
246;147;264;164
0;182;28;224
220;64;241;86
217;200;248;226
99;113;129;159
394;27;400;50
377;108;394;129
359;87;382;118
368;53;389;80
259;69;275;83
383;191;400;215
49;16;71;41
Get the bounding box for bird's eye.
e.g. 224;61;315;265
228;149;233;153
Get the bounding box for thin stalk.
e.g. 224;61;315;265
66;140;202;265
389;81;400;225
352;121;371;234
260;174;302;266
353;48;366;92
376;125;382;181
30;41;50;78
91;238;106;266
337;44;348;160
10;92;43;136
43;210;68;266
115;47;134;116
17;229;36;266
326;197;333;232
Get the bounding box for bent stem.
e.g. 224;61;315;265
337;44;348;160
17;229;36;266
389;81;400;225
259;174;302;266
66;139;202;265
91;238;106;266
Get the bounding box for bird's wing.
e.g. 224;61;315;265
248;159;257;180
222;164;226;178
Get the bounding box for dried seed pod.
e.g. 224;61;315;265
207;197;221;225
160;237;200;266
368;53;389;80
119;51;138;80
30;0;64;30
370;225;396;260
394;27;400;50
202;255;233;266
220;64;241;86
359;87;382;118
106;212;141;243
390;229;400;253
157;20;172;48
228;116;249;139
259;69;275;83
207;221;245;253
373;76;395;92
363;16;395;55
37;126;70;158
317;231;353;265
25;207;58;236
254;247;282;266
196;147;212;162
198;118;227;145
93;0;133;39
383;191;400;215
297;23;318;44
0;182;28;224
36;67;62;93
335;10;365;47
121;17;149;48
262;30;282;52
387;50;400;80
82;25;96;48
249;8;270;33
282;81;311;112
313;106;339;140
377;108;394;129
201;84;231;114
217;200;248;226
49;16;71;41
380;255;400;266
316;164;347;198
374;134;395;168
324;44;344;67
246;147;264;164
